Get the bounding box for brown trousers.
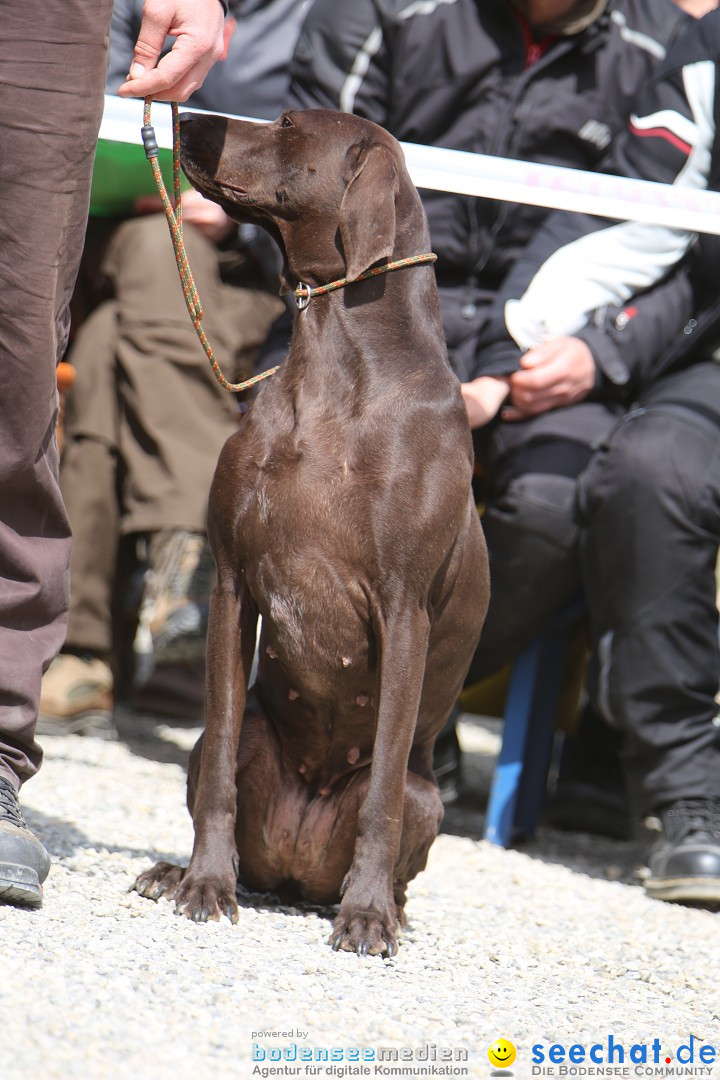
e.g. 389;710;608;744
61;215;283;655
0;0;113;788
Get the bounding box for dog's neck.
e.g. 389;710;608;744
292;254;438;311
287;257;447;391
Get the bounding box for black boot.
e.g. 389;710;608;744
0;777;51;907
547;705;632;840
645;798;720;906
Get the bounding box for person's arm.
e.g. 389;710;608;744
117;0;226;102
570;263;697;395
287;0;392;125
497;263;695;421
106;0;142;93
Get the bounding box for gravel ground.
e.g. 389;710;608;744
1;711;718;1080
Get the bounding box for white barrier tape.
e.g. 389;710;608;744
99;95;259;149
101;95;720;237
402;143;720;237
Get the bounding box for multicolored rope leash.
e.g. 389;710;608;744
141;98;276;393
141;99;437;392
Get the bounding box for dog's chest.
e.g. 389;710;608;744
253;543;375;691
234;446;380;702
238;433;378;586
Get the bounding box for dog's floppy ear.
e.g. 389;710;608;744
339;143;398;281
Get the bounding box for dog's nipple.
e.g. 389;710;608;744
347;747;360;765
355;694;369;707
289;688;300;700
266;645;278;659
298;763;307;775
341;656;352;668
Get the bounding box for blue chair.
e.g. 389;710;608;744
483;596;586;847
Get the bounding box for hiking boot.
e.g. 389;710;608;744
644;798;720;906
38;653;116;739
0;777;51;907
433;727;463;806
134;530;215;667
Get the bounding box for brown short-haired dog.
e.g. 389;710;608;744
134;109;489;956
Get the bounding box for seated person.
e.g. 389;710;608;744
471;4;720;903
282;0;689;798
39;0;309;734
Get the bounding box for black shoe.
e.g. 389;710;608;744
433;728;462;806
548;780;632;841
546;705;632;840
644;798;720;906
0;777;51;908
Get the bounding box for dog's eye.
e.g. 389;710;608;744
280;115;295;128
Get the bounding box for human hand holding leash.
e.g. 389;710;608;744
118;0;225;102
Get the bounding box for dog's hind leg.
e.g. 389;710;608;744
330;605;431;957
391;770;444;927
133;861;186;902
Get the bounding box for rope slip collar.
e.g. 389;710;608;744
142;99;436;391
293;253;438;311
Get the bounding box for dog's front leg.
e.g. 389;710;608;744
331;605;430;957
173;570;258;924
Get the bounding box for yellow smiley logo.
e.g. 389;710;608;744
488;1039;516;1069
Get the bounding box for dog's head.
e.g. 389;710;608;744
179;108;426;289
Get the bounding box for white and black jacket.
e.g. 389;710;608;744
477;10;720;395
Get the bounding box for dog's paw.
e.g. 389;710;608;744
329;907;398;957
173;874;240;925
133;861;185;902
